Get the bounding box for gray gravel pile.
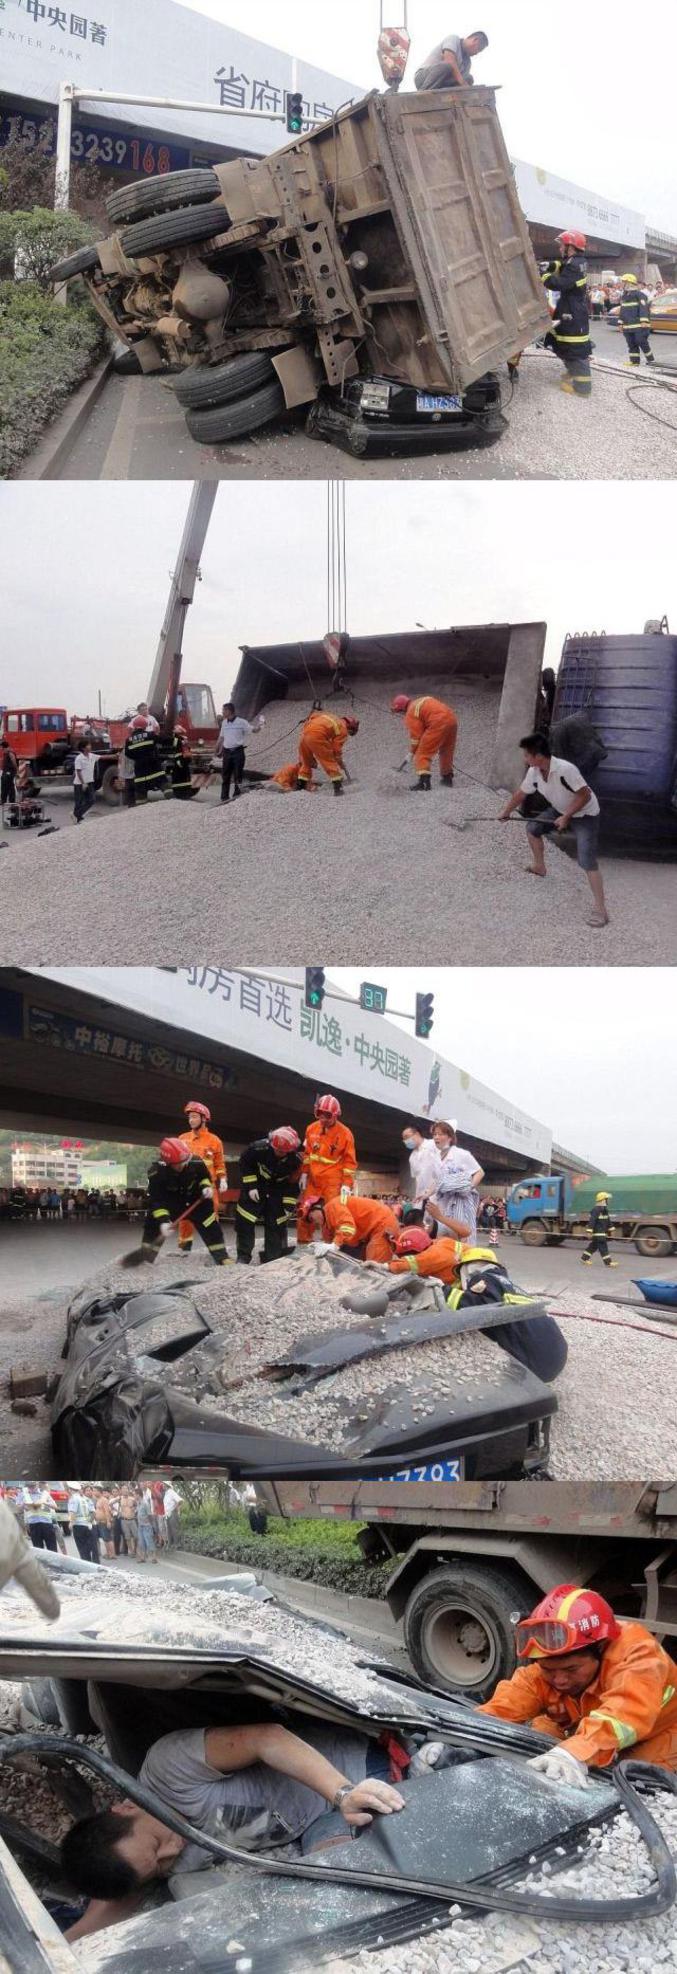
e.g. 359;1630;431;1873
348;1791;677;1974
0;1566;405;1714
245;675;501;790
543;1285;677;1482
5;674;676;966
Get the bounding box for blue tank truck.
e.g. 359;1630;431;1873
552;618;677;856
506;1173;677;1258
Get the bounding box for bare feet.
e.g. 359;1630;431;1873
524;865;546;877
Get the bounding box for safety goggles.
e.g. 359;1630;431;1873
515;1619;583;1658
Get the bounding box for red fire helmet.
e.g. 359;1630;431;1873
299;1193;324;1220
160;1137;192;1167
130;714;149;731
344;716;360;735
184;1101;211;1123
269;1126;301;1156
557;230;587;251
315;1094;341;1120
391;695;411;714
394;1228;432;1256
516;1584;621;1661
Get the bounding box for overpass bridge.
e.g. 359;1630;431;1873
0;967;554;1189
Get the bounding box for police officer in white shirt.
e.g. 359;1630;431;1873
217;703;265;803
499;731;609;929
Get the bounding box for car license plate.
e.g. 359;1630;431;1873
389;1460;464;1483
416;392;462;413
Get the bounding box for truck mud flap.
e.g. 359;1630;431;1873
270;1300;565;1385
309;395;506;457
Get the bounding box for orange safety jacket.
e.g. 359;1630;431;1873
388;1236;464;1284
301;1119;357;1197
323;1194;399;1247
405;696;455;743
480;1621;677;1768
178;1126;226;1189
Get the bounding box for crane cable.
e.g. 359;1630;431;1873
327;480;348;637
380;0;408;22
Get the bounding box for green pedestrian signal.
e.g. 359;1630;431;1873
305;967;326;1010
286;91;304;135
415;991;434;1039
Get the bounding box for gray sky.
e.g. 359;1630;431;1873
1;482;673;715
175;0;677;232
330;969;677;1171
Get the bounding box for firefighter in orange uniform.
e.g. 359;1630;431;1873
391;694;458;792
297;712;359;796
388;1226;463;1282
177;1100;227;1254
300;1191;400;1264
296;1094;357;1245
480;1584;677;1778
271;762;316;791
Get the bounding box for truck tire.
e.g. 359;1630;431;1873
520;1220;548;1248
635;1226;673;1258
106;169;220;228
403;1563;532;1700
50;243;101;282
99;764;122;806
174;352;276;409
120;204;228;259
185;379;285;443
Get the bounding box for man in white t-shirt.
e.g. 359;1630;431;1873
499;732;609;929
162;1484;182;1548
73;741;96;824
217;702;265;803
135;702;160;735
415;28;488;90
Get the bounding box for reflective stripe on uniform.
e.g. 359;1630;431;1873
446;1285;463;1309
241;1171;258;1183
553;333;590;344
661;1685;676;1707
202;1213;217;1228
152;1208;169;1221
335;1222;356;1236
589;1709;637;1750
402;1255;419;1273
236;1205;258;1222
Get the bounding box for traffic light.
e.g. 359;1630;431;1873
415;991;434;1039
286;91;304;135
305;967;326;1010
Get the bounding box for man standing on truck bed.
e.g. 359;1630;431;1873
415;29;489;90
480;1585;677;1779
499;733;610;929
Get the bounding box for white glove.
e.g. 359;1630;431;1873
0;1501;60;1620
313;1241;334;1256
248;1188;260;1204
299;1174;308;1193
409;1740;444;1774
340;1186;352;1203
200;1186;213;1199
219;1178;228;1194
256;715;266;728
159;1221;173;1240
528;1748;589;1790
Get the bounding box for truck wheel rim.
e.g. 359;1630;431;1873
422;1602;499;1686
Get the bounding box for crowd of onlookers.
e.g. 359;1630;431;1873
3;1481;183;1564
0;1186;148;1222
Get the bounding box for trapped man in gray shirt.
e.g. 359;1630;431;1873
415;29;488;91
60;1720;405;1939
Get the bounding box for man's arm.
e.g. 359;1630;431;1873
440;46;467;84
204;1724;404;1827
498;788;527;820
65;1892;145;1941
554;784;593;831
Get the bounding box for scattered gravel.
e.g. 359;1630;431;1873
4;673;676;966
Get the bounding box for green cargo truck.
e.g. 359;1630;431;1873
505;1172;677;1257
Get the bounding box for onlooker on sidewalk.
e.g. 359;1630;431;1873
499;733;610;928
68;1488;100;1565
151;1480;168;1550
162;1484;182;1549
118;1485;138;1560
23;1488;61;1553
94;1490;115;1560
135;1488;158;1563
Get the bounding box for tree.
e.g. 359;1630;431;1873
0;208;97;290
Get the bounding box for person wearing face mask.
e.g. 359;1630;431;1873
401;1124;442;1210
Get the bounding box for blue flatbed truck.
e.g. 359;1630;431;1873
505;1172;677;1258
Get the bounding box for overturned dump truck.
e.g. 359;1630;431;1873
255;1479;677;1699
50;1250;561;1480
4;1561;668;1974
51;88;549;456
